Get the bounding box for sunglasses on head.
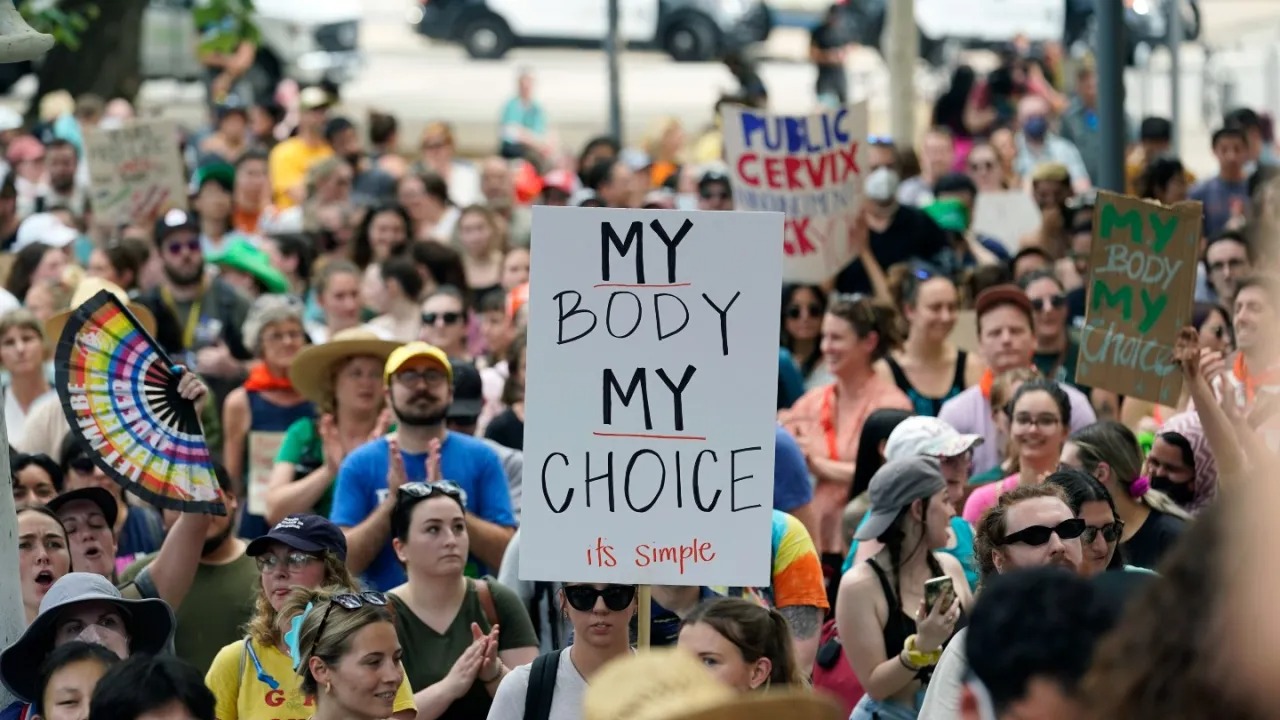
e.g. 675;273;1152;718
998;518;1086;547
1081;521;1124;544
1031;294;1066;312
786;302;822;319
868;134;895;147
399;481;468;505
563;584;637;612
423;311;463;326
307;591;387;662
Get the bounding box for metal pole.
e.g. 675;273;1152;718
887;0;917;143
1169;0;1183;155
0;395;20;709
1095;0;1126;192
606;0;623;143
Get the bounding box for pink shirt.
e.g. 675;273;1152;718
962;475;1019;524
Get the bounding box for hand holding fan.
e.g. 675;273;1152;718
54;287;226;515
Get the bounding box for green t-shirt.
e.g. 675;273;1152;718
274;417;330;516
1033;339;1092;395
121;551;260;671
390;579;538;720
970;464;1008;487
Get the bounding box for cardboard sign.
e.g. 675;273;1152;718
1075;192;1201;405
721;103;868;283
520;206;783;587
84;119;188;226
247;431;285;517
971;190;1042;252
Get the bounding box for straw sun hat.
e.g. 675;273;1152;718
583;649;842;720
289;327;402;409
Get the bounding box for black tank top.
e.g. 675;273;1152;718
867;556;963;681
885;350;968;417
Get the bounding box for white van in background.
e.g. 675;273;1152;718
411;0;772;62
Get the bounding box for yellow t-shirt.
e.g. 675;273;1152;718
267;137;333;209
206;636;416;720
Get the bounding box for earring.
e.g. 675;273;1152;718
325;681;332;694
561;609;569;620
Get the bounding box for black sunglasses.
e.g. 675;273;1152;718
1031;294;1067;312
307;591;387;662
786;303;822;319
423;311;463;326
998;518;1086;547
699;188;730;201
398;481;468;505
563;584;637;612
1081;521;1124;544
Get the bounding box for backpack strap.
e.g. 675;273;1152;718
237;635;250;682
522;648;563;720
475;578;500;628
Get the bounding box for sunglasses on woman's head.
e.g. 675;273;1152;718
307;592;388;662
1081;521;1124;545
786;303;822;319
563;584;637;612
399;481;468;505
998;518;1086;547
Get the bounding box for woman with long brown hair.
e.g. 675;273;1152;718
677;597;804;691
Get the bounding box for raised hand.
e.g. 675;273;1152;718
319;414;344;474
427;437;443;484
387;434;408;494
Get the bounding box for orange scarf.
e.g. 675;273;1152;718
1233;353;1280;403
242;362;294;393
980;368;995;400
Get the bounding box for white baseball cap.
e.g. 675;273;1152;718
13;212;77;252
884;416;983;462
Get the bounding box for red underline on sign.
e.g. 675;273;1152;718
592;283;693;289
593;431;708;441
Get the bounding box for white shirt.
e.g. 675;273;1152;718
487;645;588;720
5;385;54;445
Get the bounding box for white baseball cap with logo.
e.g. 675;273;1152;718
884;416;983;462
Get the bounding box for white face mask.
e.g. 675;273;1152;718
865;167;900;202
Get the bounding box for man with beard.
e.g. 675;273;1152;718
324;115;395;205
118;465;257;670
918;483;1086;717
330;342;516;591
39;139;87;216
138;209;253;404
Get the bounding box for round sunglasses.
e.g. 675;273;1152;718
1081;521;1125;545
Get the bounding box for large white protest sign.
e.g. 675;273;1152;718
520;206;783;587
721;103;868;283
84;119;188;226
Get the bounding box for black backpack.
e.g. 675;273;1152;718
522;649;564;720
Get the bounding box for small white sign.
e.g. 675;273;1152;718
520;206;783;587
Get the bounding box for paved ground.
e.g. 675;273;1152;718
16;0;1280;176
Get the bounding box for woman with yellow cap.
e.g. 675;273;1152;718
262;327;399;522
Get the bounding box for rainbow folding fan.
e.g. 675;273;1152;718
55;290;226;515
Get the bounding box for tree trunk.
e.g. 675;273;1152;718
29;0;147;117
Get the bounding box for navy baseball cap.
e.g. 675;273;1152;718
246;513;348;561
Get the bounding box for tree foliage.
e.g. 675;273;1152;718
192;0;260;54
18;0;98;51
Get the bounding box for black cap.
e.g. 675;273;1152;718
448;361;483;420
47;487;118;529
153;208;199;244
246;513;347;561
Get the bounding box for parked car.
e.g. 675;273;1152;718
0;0;363;100
410;0;772;62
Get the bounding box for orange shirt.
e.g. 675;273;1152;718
785;376;912;554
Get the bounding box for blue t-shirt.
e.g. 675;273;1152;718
1189;176;1250;237
330;433;517;591
774;425;813;514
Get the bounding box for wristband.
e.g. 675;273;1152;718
480;662;504;684
904;634;943;667
898;649;921;672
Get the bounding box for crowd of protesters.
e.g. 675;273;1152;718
0;20;1278;720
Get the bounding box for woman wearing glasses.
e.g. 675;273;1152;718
963;380;1071;524
879;266;980;418
779;283;830;391
1064;421;1189;571
223;295;315;539
1042;468;1126;575
388;482;537;720
205;513;417;720
420;286;471;361
487;582;638;720
283;586;406;720
781;294;912;558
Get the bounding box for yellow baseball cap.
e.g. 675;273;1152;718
384;342;453;384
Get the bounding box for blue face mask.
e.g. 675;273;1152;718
1024;115;1049;140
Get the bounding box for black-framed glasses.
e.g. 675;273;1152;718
307;592;388;664
563;584;637;612
423;311;463;326
786;303;822;320
1031;294;1067;312
398;481;468;506
1081;521;1124;545
255;550;323;574
998;518;1086;547
392;368;449;387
